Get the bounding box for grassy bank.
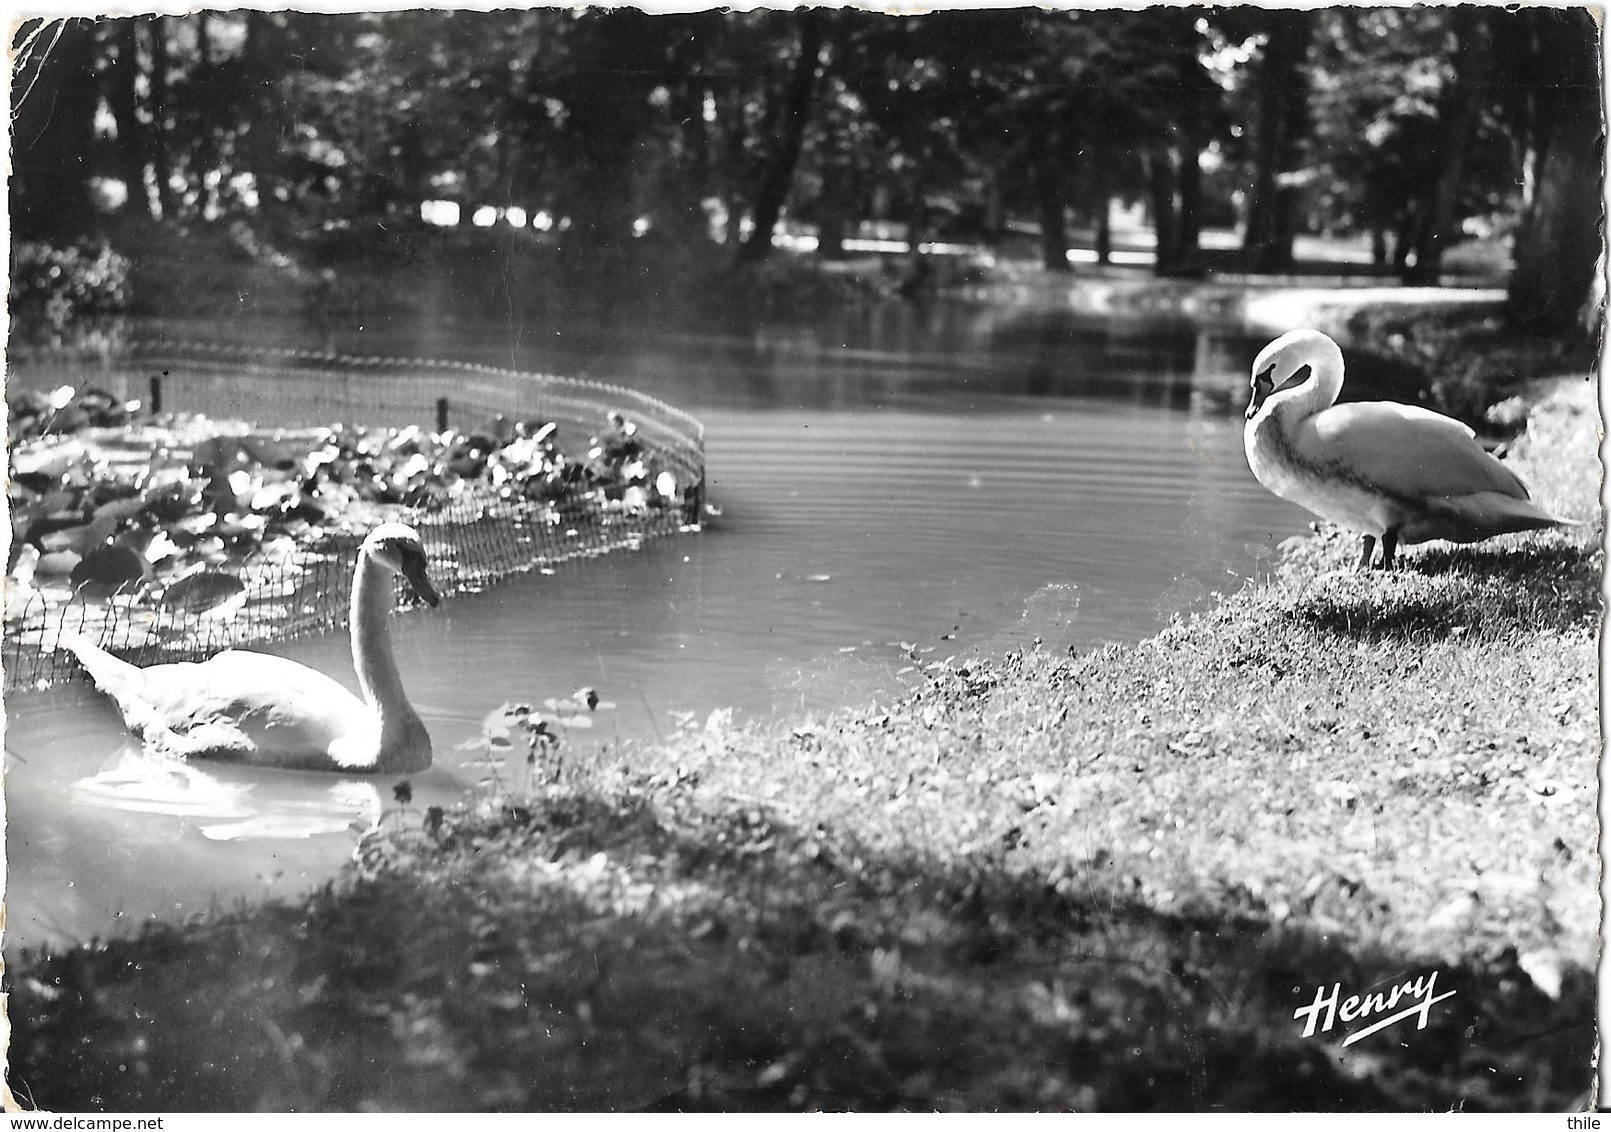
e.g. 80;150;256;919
5;375;1599;1112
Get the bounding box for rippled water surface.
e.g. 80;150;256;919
5;299;1314;952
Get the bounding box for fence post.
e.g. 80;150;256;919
149;373;163;415
686;473;706;526
436;397;449;433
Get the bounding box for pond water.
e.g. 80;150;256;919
4;296;1317;954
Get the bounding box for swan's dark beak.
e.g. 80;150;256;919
401;554;442;608
1246;365;1275;420
1246;362;1312;420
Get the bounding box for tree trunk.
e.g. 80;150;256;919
105;20;153;219
1370;227;1388;268
735;10;826;266
1507;70;1604;335
1506;7;1604;339
238;12;290;216
1393;209;1419;275
1405;9;1490;282
1092;151;1112;266
982;176;1005;244
394;119;430;217
816;162;850;260
901;186;932;292
667;77;714;243
10;18;101;240
1147;144;1178;275
193;13;223;217
717;87;749;246
147;19;176;219
1239;11;1311;273
1034;138;1070;273
1175;137;1204;276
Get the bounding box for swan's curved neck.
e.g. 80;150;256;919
1262;347;1345;427
350;551;424;764
1301;346;1346;415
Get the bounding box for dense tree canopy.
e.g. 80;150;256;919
8;6;1603;331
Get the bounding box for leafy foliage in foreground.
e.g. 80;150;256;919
6;775;1591;1112
5;381;1598;1111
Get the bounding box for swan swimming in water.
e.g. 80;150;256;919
1244;329;1571;570
64;522;441;773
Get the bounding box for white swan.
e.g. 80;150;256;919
1244;329;1570;570
63;522;441;773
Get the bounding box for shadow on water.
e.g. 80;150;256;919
14;297;1427;423
97;300;1299;417
5;787;1590;1112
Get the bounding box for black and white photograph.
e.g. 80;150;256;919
2;1;1602;1113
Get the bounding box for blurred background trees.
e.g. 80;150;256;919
9;5;1603;333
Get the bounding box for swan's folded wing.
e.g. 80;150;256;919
1308;402;1530;501
129;649;369;758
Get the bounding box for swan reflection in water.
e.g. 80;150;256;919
69;747;386;842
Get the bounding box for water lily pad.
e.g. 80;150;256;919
393;452;432;484
35;548;83;577
544;688;610;715
38;523;95;555
257;536;300;564
250;481;302;512
216;512;270;542
138;530;182;565
161;571;247;614
71;544;146;596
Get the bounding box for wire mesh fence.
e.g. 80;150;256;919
5;339;706;692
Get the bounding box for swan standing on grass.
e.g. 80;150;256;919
1243;329;1571;571
63;522;441;773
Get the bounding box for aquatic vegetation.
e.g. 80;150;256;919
5;385;695;676
8;383;137;440
455;690;618;799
